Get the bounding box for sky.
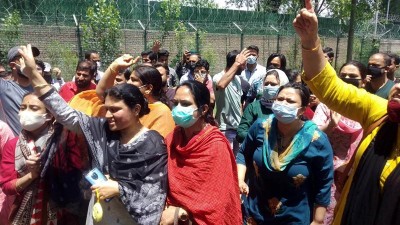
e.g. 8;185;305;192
214;0;249;10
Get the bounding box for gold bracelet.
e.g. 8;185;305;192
33;83;49;89
301;38;321;52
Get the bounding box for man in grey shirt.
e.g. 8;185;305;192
0;46;39;136
213;49;249;155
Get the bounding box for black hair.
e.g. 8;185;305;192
104;83;150;118
148;52;158;62
264;69;280;83
141;50;152;56
194;59;210;71
177;80;217;126
226;50;240;69
372;53;392;67
123;68;131;81
323;47;335;58
134;65;163;99
388;53;400;65
267;53;287;71
286;69;301;83
247;45;259;54
339;60;368;80
153;62;170;76
84;50;98;60
35;59;45;72
277;82;310;107
76;59;96;77
157;49;170;58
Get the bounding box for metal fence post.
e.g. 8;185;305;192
138;20;147;51
270;25;279;53
233;22;243;50
335;35;340;70
73;14;83;60
188;22;199;53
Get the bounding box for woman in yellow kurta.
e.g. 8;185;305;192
294;1;400;224
97;55;175;138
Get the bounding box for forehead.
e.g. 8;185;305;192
90;53;100;60
265;74;278;82
156;67;167;75
104;95;126;107
270;57;281;63
248;49;258;55
194;66;206;71
22;94;44;106
174;86;195;102
340;65;360;75
277;87;301;100
369;54;385;65
189;55;199;61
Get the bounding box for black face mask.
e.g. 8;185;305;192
341;77;361;88
0;71;7;77
188;62;196;72
367;66;384;79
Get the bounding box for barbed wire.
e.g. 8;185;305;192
0;0;399;39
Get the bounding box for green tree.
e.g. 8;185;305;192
181;0;218;8
0;10;22;64
159;0;182;43
47;41;79;81
81;0;121;67
225;0;282;12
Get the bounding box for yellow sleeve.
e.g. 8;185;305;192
303;63;387;129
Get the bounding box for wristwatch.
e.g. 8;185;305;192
179;208;189;222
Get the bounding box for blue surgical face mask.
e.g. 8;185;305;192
263;85;279;100
271;102;300;124
172;104;199;128
247;55;257;65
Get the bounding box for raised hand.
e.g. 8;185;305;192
17;44;40;80
109;54;140;71
152;40;161;53
235;48;251;66
292;0;319;47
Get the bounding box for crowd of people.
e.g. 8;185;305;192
1;0;400;224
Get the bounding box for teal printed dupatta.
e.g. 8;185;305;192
262;115;319;171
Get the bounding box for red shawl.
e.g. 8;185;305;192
165;125;242;225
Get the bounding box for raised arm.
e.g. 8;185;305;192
216;49;249;90
293;0;325;80
96;55;140;101
17;45;83;132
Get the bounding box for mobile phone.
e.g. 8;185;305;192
85;168;107;185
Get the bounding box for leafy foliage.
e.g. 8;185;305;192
81;0;121;67
46;41;79;81
181;0;218;8
0;10;22;65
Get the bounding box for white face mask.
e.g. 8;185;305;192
19;111;48;131
96;61;102;70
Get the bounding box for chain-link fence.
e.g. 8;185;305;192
1;0;400;80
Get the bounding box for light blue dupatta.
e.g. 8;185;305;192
262;115;319;171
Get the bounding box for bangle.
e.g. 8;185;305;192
302;38;321;52
33;83;49;89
